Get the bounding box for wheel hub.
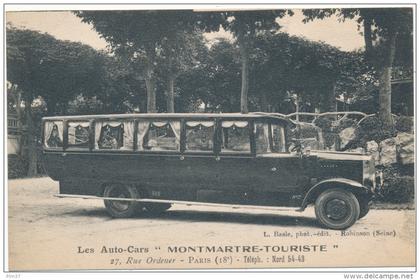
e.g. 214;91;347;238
109;189;130;211
325;199;349;220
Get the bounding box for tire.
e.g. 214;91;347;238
358;198;370;219
103;184;140;218
315;188;360;230
143;203;171;214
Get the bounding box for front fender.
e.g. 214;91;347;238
299;178;371;211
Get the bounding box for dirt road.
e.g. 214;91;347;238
7;177;415;271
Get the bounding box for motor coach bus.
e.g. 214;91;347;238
42;112;379;229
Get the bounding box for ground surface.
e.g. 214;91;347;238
7;177;416;271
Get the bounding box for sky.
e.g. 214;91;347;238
6;10;365;52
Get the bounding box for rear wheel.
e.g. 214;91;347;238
103;184;140;218
315;188;360;230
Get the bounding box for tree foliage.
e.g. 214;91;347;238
6;26;125;176
220;10;292;113
302;8;413;126
7;9;413;178
176;33;371;115
75;10;223;113
7;26;106;113
249;33;372;113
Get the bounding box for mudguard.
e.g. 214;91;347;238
299;178;371;211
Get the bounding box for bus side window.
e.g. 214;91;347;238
254;122;270;154
185;121;214;152
220;121;251;153
94;121;134;150
67;122;90;149
44;121;63;148
271;124;286;152
137;121;180;151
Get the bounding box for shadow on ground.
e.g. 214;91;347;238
63;207;320;228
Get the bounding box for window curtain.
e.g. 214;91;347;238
94;122;103;149
44;121;63;146
186;121;214;128
263;123;270;152
272;125;286;152
151;121;168;128
221;121;248;128
254;123;270;153
279;126;286;152
68;122;90;128
123;122;134;150
44;123;54;146
169;121;181;148
317;129;325;150
137;121;150;151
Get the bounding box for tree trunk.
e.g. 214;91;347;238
16;92;25;156
363;16;373;55
378;66;393;126
377;30;398;127
325;83;336;112
10;88;25;156
166;76;175;113
24;101;37;176
145;76;156;113
145;49;157;113
295;94;300;122
166;59;175;113
238;37;249;114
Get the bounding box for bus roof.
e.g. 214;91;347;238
43;112;294;125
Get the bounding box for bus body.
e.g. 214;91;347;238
42;113;378;229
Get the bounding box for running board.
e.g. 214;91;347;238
54;194;301;212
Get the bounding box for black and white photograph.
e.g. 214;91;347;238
4;3;416;274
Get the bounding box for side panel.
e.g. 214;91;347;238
44;150;366;208
42;153;64;181
44;151;307;207
48;151;234;201
60;152;207;201
215;154;307;207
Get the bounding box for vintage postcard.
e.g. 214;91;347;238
4;3;416;272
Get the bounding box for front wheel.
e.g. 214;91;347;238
103;184;140;218
315;189;360;230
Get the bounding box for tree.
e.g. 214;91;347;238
221;10;292;113
303;8;413;126
76;11;163;112
7;26;109;175
178;33;368;115
207;39;242;112
159;31;208;112
158;11;223;112
7;82;25;155
76;10;223;113
160;32;211;112
248;32;367;114
176;38;241;113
